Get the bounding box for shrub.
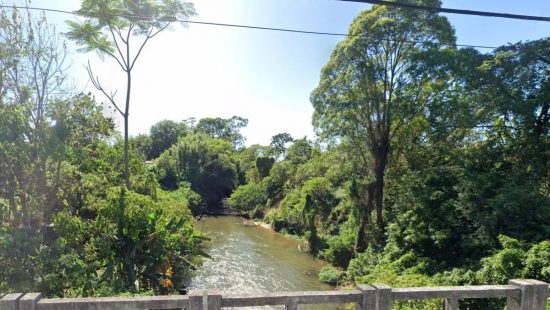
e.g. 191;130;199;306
524;240;550;282
319;266;344;285
227;183;268;213
323;234;355;268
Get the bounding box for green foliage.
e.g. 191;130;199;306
302;194;321;253
255;156;275;179
148;120;188;159
322;211;357;268
131;134;152;160
301;177;337;221
3;0;550;302
348;250;441;310
42;187;205;296
0;7;206;294
66;0;197;187
0;134;205;298
318;266;344;285
286;137;312;165
227;182;268;213
311;0;458;247
156;133;238;206
162;182;204;215
269;132;293;160
476;236;526;285
67;0;196;55
195;116;248;149
235;144;271;183
524;241;550;283
265;189;304;234
262;161;293;201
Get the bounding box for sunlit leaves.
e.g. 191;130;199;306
66;20;115;54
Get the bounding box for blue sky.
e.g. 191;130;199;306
6;0;550;145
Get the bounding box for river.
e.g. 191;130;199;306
189;216;336;309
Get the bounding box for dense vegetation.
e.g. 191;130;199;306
1;0;549;308
225;2;550;309
0;3;206;297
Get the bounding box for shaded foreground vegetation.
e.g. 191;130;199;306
1;1;549;309
0;1;207;297
225;2;549;309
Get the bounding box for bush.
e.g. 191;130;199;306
227;183;268;213
161;182;204;215
323;234;355;268
319;266;344;285
524;240;550;282
476;235;526;284
264;190;304;234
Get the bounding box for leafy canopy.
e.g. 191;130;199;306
67;0;196;62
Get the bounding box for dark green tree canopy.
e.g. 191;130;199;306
195;116;248;149
311;0;456;249
286;137;313;165
155;133;238;207
269;132;293;160
148;119;188;159
312;0;456;144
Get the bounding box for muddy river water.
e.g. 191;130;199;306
189;216;337;309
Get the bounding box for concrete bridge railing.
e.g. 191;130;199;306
1;279;548;310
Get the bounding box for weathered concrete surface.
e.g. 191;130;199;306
3;279;548;310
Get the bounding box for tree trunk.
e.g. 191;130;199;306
535;101;549;138
373;131;389;243
355;182;375;253
39;155;49;227
355;215;368;253
124;71;131;189
7;174;19;227
124;255;137;291
374;157;386;232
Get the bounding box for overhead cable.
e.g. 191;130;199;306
339;0;550;22
0;4;497;49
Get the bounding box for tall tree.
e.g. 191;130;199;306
456;38;550;247
269;132;293;160
155;133;238;207
67;0;196;188
195;116;248;149
0;3;69;230
311;0;455;250
149;119;188;159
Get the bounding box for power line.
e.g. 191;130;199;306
0;4;346;36
339;0;550;22
0;4;498;49
185;20;349;37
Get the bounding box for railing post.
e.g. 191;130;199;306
206;290;221;310
508;279;548;310
526;279;548;310
372;283;391;310
444;298;458;310
356;285;376;310
20;293;42;310
0;293;24;310
189;290;203;310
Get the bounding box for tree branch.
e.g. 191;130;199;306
86;61;124;116
109;24;129;69
149;22;171;39
100;46;127;72
130;33;151;71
